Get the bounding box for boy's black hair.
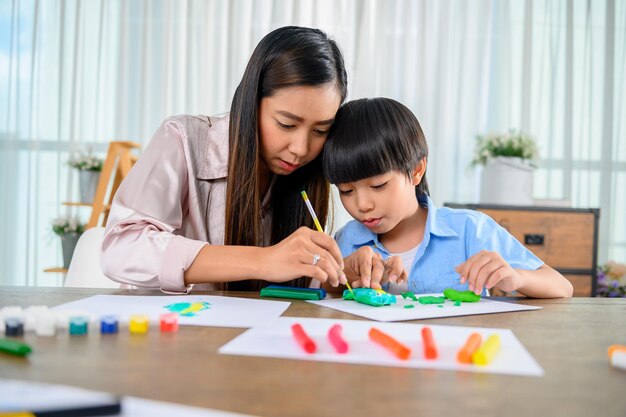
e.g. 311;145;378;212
322;97;430;207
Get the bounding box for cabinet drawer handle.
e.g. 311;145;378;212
524;234;544;245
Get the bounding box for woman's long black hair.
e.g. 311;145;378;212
226;26;347;290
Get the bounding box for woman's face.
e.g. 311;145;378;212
258;84;342;175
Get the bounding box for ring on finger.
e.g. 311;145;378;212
312;254;321;266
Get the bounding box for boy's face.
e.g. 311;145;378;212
336;166;424;235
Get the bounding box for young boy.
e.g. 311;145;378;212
323;98;573;298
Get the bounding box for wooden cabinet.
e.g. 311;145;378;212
444;203;600;296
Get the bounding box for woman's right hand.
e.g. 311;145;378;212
259;227;347;287
343;246;407;290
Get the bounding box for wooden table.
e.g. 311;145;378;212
1;287;625;417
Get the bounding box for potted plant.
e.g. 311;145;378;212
596;261;626;297
68;153;104;203
52;216;86;268
472;130;539;205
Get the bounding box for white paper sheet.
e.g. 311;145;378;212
0;379;120;412
219;317;544;377
0;379;255;416
121;397;254;416
52;295;290;328
307;293;540;322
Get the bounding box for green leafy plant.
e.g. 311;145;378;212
472;130;538;166
51;216;85;236
68;153;104;171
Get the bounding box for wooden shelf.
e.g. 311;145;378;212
44;267;68;273
63;202;92;207
62;202;111;210
45;141;139;274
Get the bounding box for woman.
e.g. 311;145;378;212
101;26;348;293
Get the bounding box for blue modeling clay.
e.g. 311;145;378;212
342;288;397;307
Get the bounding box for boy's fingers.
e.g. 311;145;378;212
370;256;385;288
466;252;493;288
485;269;504;290
461;253;479;277
349;253;360;277
456;262;470;284
475;264;503;294
387;257;405;283
472;270;488;295
351;280;364;289
357;253;373;288
456;259;471;283
460;250;489;282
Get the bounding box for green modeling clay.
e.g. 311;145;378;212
437;305;444;308
342;288;397;307
443;288;481;303
417;296;446;305
401;291;418;301
454;301;461;306
404;304;415;309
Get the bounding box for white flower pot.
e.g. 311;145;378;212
79;170;100;203
480;157;534;206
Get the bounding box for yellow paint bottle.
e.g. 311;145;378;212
129;314;149;334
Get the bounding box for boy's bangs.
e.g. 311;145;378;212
323;131;397;184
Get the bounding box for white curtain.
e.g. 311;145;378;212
1;0;624;286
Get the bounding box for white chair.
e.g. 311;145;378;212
64;227;120;288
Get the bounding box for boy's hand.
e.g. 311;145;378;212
455;250;522;295
343;247;407;290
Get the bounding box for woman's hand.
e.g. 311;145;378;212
343;246;407;290
259;227;347;287
455;250;522;295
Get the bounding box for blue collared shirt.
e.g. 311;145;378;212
334;196;544;294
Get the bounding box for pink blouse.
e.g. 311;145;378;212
100;114;273;294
